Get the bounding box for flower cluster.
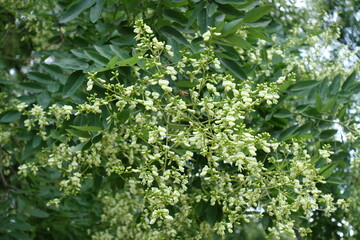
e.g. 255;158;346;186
17;20;344;239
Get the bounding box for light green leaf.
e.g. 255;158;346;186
174;81;199;88
116;53;141;66
66;129;92;138
70;125;102;131
329;74;341;95
290;80;320;91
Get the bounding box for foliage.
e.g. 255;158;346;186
1;0;359;239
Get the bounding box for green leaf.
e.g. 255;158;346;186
108;55;119;68
28;72;51;84
84;50;109;65
109;45;131;60
37;91;51;108
197;8;207;34
66;129;92;138
53;58;89;70
341;71;356;90
319;129;337;139
0;110;21;123
329;74;341;95
326;176;347;185
222;35;252;49
41;64;66;83
186;2;205;30
247;28;273;42
116;53;142;66
174;81;199;88
217;4;244;17
206;2;218;17
243;5;272;23
321;98;337;112
94;45;114;59
290;80;320;91
315;93;322;111
216;0;247;4
117;110;130;124
70;125;102;131
18;82;44;93
221;19;243;37
319;162;338;179
219;58;247;80
161;26;189;46
62;71;86;98
90;0;104;23
28;209;49;218
273;109;292;118
59;0;96;23
72;141;92;152
163;9;187;25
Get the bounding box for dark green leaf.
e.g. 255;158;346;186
243;5;272;23
0;110;21;123
84;50;109;65
28;209;49;218
319;129;338;139
62;71;86;98
341;71;357;90
197;8;207;33
219;58;247;80
329;74;341;95
163;9;187;25
222;35;252;49
217;4;244;17
18;82;44;93
28;72;51;84
90;0;104;23
117;110;130;124
59;0;96;23
160;26;189;46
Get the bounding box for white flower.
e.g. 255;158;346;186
202;30;211;41
277;76;286;84
86;79;94;91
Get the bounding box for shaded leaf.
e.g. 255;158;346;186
59;0;96;23
0;110;21;123
219;58;247;80
62;71;86;98
70;125;102;131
